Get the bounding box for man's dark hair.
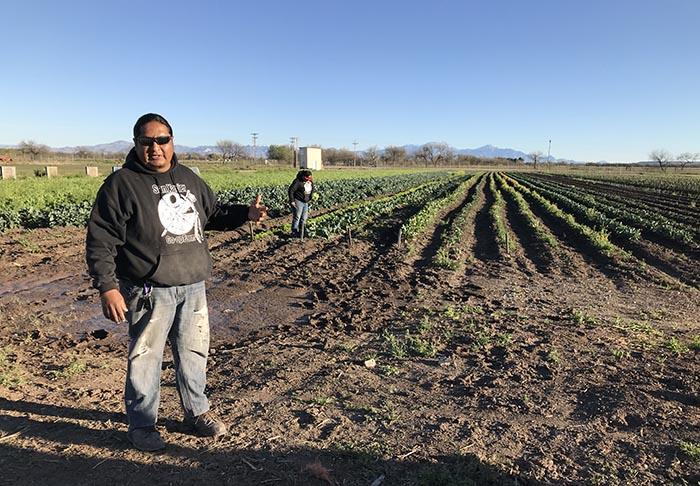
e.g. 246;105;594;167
133;113;173;138
296;170;312;180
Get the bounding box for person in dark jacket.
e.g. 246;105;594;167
86;113;267;452
288;169;314;237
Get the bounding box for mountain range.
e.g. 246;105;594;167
2;141;582;163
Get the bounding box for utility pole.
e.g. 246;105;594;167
547;139;551;164
290;136;298;168
251;132;259;162
352;140;358;167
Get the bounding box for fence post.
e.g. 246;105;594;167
0;166;16;180
347;226;352;246
397;228;402;247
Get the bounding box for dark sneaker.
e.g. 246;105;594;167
127;426;165;452
189;411;227;437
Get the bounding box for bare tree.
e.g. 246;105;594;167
216;140;248;162
18;140;50;160
216;140;235;162
528;151;544;170
75;147;94;159
231;143;248;162
649;149;672;172
677;152;698;170
363;146;380;167
382;146;406;166
415;143;454;167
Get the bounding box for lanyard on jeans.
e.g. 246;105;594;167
137;282;153;311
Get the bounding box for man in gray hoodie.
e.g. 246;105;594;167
86;113;267;451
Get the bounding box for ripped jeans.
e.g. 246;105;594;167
121;280;210;430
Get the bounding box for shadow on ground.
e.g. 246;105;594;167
0;398;551;486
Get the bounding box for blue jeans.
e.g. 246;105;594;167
291;200;309;232
121;280;210;430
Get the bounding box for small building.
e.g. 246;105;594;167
298;147;323;170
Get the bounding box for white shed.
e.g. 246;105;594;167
299;147;323;170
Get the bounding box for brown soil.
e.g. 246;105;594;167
1;200;699;485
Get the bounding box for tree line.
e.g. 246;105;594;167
265;142;525;167
3;140;697;170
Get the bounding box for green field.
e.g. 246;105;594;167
0;166;451;231
2;163;699;233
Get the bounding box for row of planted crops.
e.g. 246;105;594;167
260;169;696;265
2;169;699;270
402;171;698;286
255;169;698;287
0;169;454;232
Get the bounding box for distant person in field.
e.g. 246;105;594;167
288;169;315;237
85;113;267;452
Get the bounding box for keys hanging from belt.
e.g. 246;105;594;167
137;282;153;311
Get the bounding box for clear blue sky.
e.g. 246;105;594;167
1;0;698;162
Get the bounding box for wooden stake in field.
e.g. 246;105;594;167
505;232;510;254
248;221;254;241
347;226;352;246
397;228;402;247
300;222;305;242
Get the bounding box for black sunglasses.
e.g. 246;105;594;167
135;135;172;146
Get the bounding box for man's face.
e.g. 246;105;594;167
134;121;174;173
